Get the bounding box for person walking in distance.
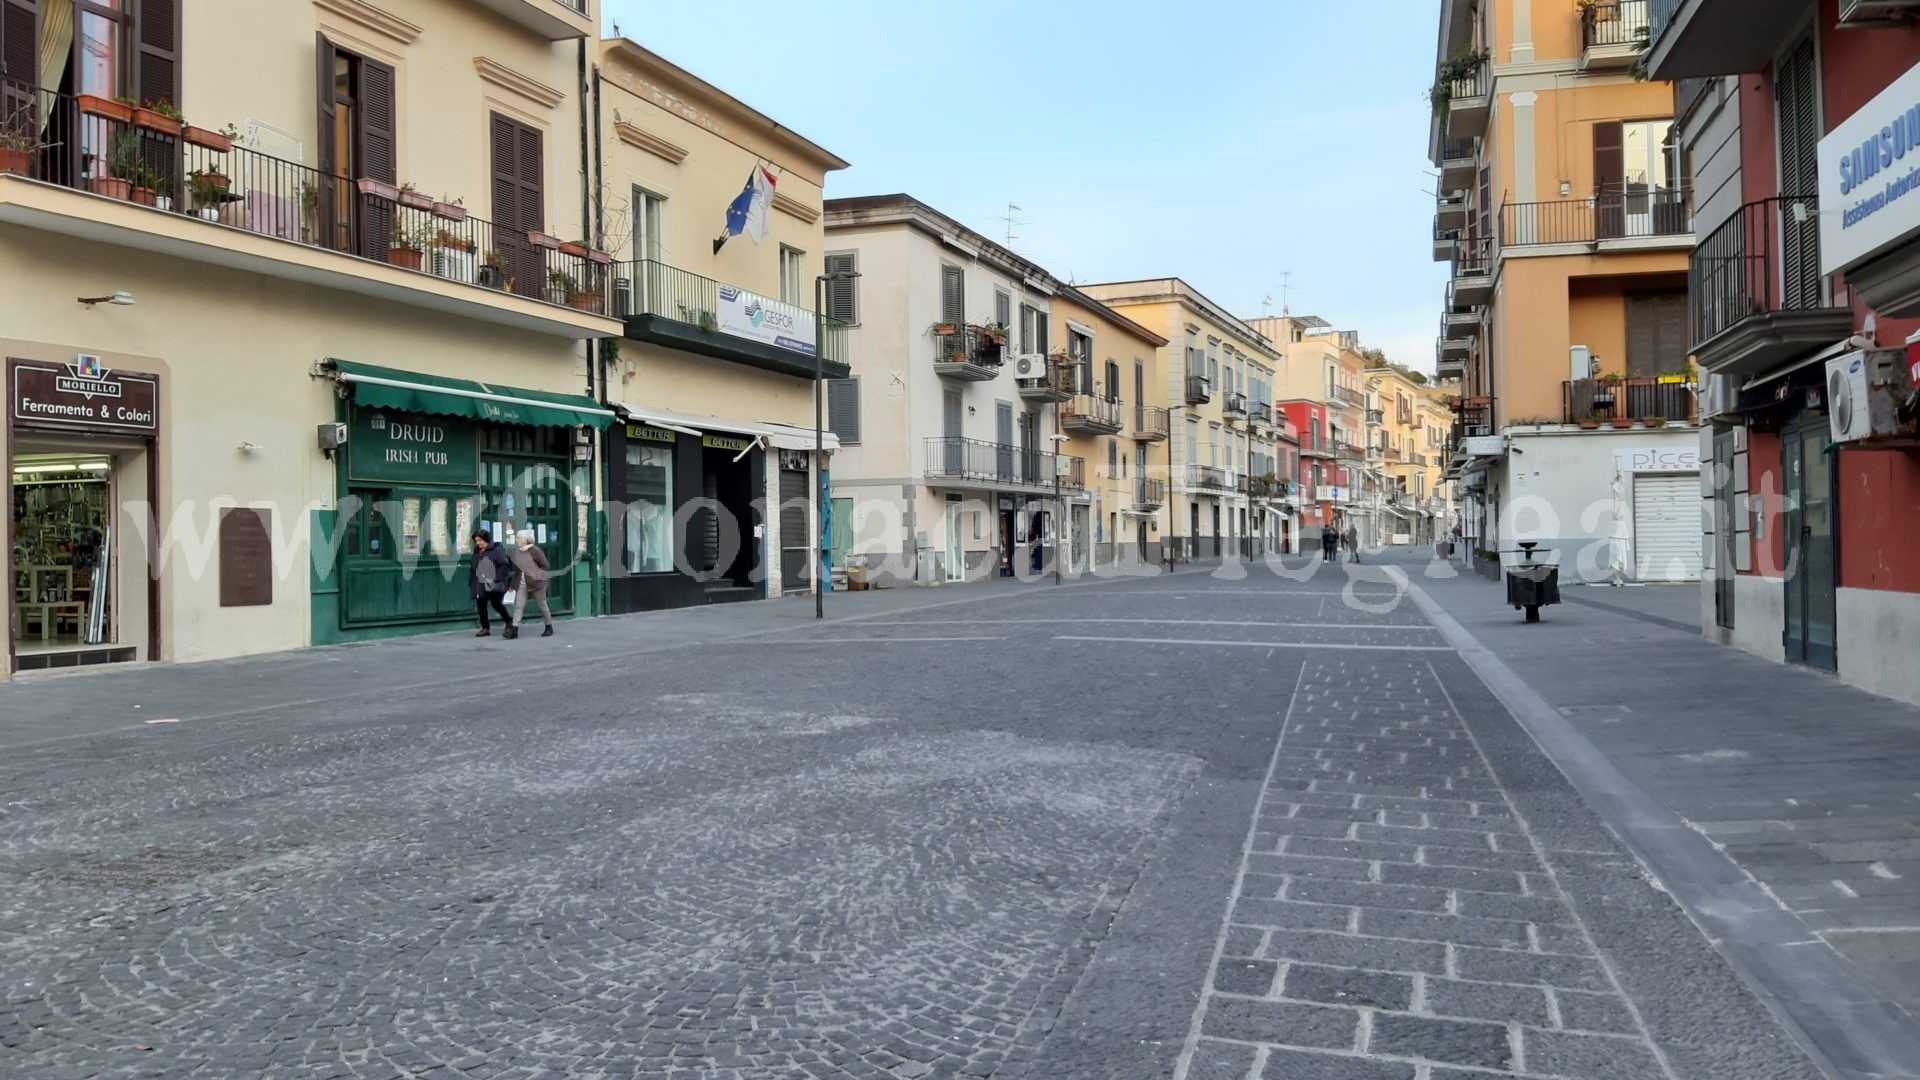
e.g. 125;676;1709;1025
1344;524;1361;564
506;528;553;639
470;529;514;637
1320;524;1337;563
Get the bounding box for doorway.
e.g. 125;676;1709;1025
1783;420;1837;671
1071;504;1090;574
944;498;965;581
695;443;759;596
999;507;1017;577
9;448;141;669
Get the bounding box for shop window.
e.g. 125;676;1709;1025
624;441;675;573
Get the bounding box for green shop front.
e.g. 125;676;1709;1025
314;361;614;643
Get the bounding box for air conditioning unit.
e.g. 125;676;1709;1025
1570;345;1594;382
1838;0;1920;26
431;246;477;284
1012;353;1047;379
1826;348;1917;443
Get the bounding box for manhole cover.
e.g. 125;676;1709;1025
36;847;252;889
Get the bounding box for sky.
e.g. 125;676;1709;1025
601;0;1448;373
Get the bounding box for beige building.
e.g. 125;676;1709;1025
1253;316;1369;548
1366;365;1448;544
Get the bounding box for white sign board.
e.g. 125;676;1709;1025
1818;57;1920;275
1463;435;1506;457
1613;446;1700;474
716;285;817;357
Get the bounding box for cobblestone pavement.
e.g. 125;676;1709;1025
0;561;1824;1078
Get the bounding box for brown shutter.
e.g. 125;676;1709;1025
133;0;179;108
490;112;545;298
0;0;36;157
1778;36;1822;309
1625;294;1657;377
357;55;397;261
1594;120;1624;239
315;34;338;248
1655;293;1687;371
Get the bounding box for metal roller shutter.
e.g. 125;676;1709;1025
1633;473;1703;581
779;465;810;592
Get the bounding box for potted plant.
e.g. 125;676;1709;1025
1428;47;1491;115
479;249;512;291
1610;416;1633;429
548;269;602;311
930;322;958;337
297;180;320;242
187;168;230;219
355;177;399;202
131;98;184;138
433;229;474;254
432;196;467;223
0;128;35;176
1644;416;1667;428
389;218;426;271
129;161;162;206
183;121;237;153
1577;418;1600;430
527;230;562;251
559;240;591;260
90;131;143;201
78;94;133;124
396;182;433;211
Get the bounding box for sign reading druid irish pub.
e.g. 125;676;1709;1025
9;357;160;435
348;408;480;486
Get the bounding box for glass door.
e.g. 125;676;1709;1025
944;500;964;581
1783;421;1837;670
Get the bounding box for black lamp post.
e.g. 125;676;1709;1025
813;268;860;620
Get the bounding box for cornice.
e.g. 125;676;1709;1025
312;0;421;46
614;121;688;165
473;57;565;111
771;190;819;224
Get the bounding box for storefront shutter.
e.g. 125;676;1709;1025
1593;120;1624;238
941;264;964;326
357;55;397;261
827;378;860;444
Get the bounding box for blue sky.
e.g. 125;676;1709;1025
602;1;1446;372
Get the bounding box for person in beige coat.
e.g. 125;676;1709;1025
505;529;553;639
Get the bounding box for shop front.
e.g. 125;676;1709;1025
606;404;834;613
6;356;159;672
315;361;613;643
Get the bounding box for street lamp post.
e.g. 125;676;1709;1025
1048;429;1069;585
813;268;860;620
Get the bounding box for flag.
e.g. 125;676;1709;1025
713;165;777;254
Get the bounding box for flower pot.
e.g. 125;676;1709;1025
0;146;28;175
1644;417;1666;428
585;248;612;266
77;95;133;123
932;324;957;336
1577;419;1599;429
527;230;562;250
130;186;159;207
1610;418;1633;429
432;200;468;222
90;176;134;200
183;126;232;153
434;236;474;254
567;292;603;312
397;189;433;211
131;108;182;138
388;246;424;271
196;207;219;221
355;177;399;201
559;241;590;259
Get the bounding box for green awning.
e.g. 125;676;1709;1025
329;359;615;429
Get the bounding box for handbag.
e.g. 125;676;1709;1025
502;589;517;606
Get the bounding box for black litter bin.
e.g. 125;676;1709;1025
1505;562;1560;622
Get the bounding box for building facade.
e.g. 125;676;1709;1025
1431;0;1704;583
1649;0;1920;704
1257;315;1370;550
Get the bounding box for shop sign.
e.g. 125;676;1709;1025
1614;447;1700;474
349;408;479;485
1819;57;1920;275
716;284;817;357
702;433;754;452
9;357;159;434
626;424;677;443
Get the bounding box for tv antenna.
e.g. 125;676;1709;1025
992;202;1027;249
1279;271;1293;316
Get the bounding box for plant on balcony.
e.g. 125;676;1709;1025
132;98;184;138
929;322;959;337
297;181;320;243
432;229;474;254
183;121;238;153
1644;416;1667;428
1428;48;1491;116
0;113;40;176
90;132;148;203
396;182;433;212
975;322;1009;346
77;94;133;123
432;196;468;223
479;249;512;292
548;269;603;312
388;217;429;271
186;168;230;218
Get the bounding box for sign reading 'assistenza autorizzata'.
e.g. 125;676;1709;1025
9;357;159;434
1820;58;1920;275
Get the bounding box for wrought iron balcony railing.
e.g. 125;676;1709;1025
1563;378;1696;425
1134;477;1167;508
1500;187;1692;246
1690;196;1828;350
1583;0;1652;49
1133;404;1170;440
1186;464;1229;491
923;436;1084;491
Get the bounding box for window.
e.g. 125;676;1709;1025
995;290;1012;330
623;440;675;574
823;252;857;323
941;263;965;326
779;245;806;304
828;378;861;444
1105;360;1121;403
633;188;666;263
1108;440;1118;478
1021;304;1049;356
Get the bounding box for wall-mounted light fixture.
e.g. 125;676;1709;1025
78;291;136;308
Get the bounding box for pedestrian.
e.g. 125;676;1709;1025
470;529;514;637
1320;526;1337;563
1344;524;1361;563
507;528;553;639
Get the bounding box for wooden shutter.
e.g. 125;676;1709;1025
1106;361;1120;402
827;378;860;444
995;290;1011;327
1778;36;1821;309
490;111;545;298
1594;121;1624;239
941;264;964;325
357;55;397;261
824;252;857;322
315;35;338;247
133;0;179;108
0;0;36;152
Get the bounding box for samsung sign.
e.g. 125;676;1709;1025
1820;59;1920;275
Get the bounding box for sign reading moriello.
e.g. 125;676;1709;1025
9;358;160;434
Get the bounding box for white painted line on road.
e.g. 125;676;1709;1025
143;718;180;725
839;619;1436;630
1055;636;1450;652
719;636;1009;644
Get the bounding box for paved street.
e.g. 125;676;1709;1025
0;557;1848;1079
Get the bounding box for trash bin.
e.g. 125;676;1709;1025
1505;562;1560;621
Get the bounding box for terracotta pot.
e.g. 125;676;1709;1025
432;200;468;222
388;246;424;271
434;234;473;253
129;185;158;207
0;147;28;175
1645;417;1666;428
355;177;399;201
1577;419;1599;429
89;176;133;200
182;126;232;152
559;241;590;259
527;230;562;250
397;189;433;211
567;292;603;312
585;248;612;266
131;108;182;138
1610;418;1633;429
77;95;133;123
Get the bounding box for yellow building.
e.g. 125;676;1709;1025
1431;0;1703;580
1080;281;1284;560
1365;365;1451;545
1250;316;1369;549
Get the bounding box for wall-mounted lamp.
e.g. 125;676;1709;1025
78;291;136;309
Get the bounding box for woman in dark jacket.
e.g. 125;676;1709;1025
470;529;514;637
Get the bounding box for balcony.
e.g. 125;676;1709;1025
1249;474;1288;502
926;325;1005;382
1500;188;1692;250
1646;0;1808;81
924;437;1085;493
1439;328;1471;359
1133;404;1170;442
1186;464;1229;492
1690;197;1851;376
1441;63;1492;141
1443;303;1483;340
1133;477;1168;511
1017;359;1076;402
1338;443;1367;463
1246;402;1274;429
1563;378;1698;426
0;85;619;339
1433;223;1463;262
1332;384;1366;408
1365;408;1385;425
1451;236;1493;306
1061;394;1124;436
1222;392;1249;421
1439;138;1477;192
1580;0;1652;71
471;0;596;40
616;259;848;380
1437;192;1468;230
1185;375;1213;405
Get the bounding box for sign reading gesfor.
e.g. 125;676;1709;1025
715;284;817;357
349;408;480;485
1820;58;1920;275
9;356;159;434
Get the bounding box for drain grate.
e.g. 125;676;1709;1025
36;847;253;889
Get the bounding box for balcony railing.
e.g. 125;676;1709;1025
1186;464;1228;491
1222;392;1249;418
1134;477;1167;509
4;84;607;314
1448;63;1492;106
1133;404;1170;440
1691;196;1828;349
923;437;1084;491
1563;378;1696;424
1338;443;1366;462
1332;385;1365;407
1441;138;1477;163
1583;0;1651;48
1500;187;1692;246
1246;402;1273;427
1061;394;1123;434
1185;375;1213;405
1453;235;1493;276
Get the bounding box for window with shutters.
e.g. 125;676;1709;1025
1625;292;1689;377
1776;34;1823;309
490;112;545;300
823;252;857;323
1105;360;1120;404
633;188;666;263
827;378;860;445
995;290;1012;330
318;39;396;259
779;245;805;305
1067;329;1092;391
941;263;965;326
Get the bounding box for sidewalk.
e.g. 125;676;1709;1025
1408;554;1920;1078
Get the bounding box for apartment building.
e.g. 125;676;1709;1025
1254;315;1370;550
1649;0;1920;703
1;0;621;676
1080;280;1284;561
1367;365;1450;545
1431;0;1703;582
821;195;1168;584
596;38;848;612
